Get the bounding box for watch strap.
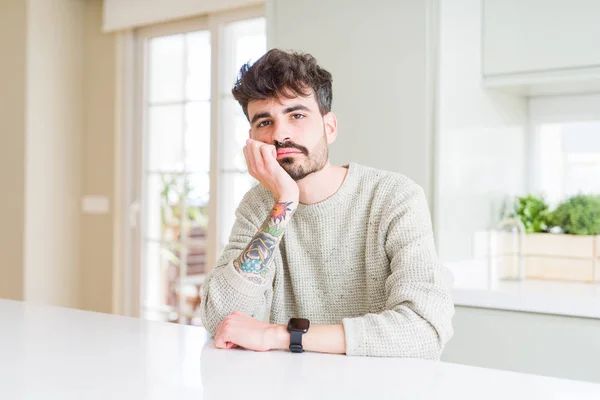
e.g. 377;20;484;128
289;329;304;353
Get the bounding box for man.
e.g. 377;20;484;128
200;49;454;358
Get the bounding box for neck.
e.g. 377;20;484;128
296;161;349;205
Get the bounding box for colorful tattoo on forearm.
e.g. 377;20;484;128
233;201;296;284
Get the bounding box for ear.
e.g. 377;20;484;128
323;112;338;145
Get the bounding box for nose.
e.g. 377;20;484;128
271;123;291;146
274;138;292;148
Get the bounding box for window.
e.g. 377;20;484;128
529;95;600;206
134;9;266;323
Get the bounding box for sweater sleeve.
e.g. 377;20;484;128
342;183;455;358
199;192;276;335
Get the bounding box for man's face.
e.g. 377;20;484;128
247;91;333;181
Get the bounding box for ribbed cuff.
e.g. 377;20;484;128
221;261;269;297
342;317;367;356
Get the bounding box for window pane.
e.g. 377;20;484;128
142;172;208;318
186;31;211;101
145;173;188;242
184;173;209;276
187;173;210;210
562;122;600;196
141;241;178;315
235;33;267;72
148;105;184;172
221;98;250;171
141;241;161;312
218;172;256;247
185;101;211;173
221;18;266;95
538;121;600;204
145;174;162;241
149;34;184;103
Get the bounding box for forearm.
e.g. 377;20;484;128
233;198;297;284
342;301;454;359
200;267;270;335
270;324;346;355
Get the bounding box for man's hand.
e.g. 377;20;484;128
213;311;287;352
243;138;299;201
233;139;299;285
212;312;347;354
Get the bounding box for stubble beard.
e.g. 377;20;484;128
279;132;328;182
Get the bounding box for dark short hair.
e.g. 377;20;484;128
232;49;333;119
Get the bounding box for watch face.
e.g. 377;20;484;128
288;318;310;332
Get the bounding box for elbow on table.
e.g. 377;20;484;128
397;308;454;360
198;300;219;336
421;337;445;360
429;319;454;360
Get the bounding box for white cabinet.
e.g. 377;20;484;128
443;307;600;383
483;0;600;78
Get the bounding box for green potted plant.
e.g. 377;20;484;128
547;194;600;235
518;194;600;282
513;194;551;233
481;193;600;283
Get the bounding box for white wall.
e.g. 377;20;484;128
0;0;27;301
435;0;527;261
24;0;84;308
103;0;263;31
267;0;436;199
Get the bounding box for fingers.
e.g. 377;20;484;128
214;317;228;349
214;333;226;349
243;145;256;177
248;139;265;173
214;312;241;350
245;139;277;176
214;329;231;349
259;143;279;171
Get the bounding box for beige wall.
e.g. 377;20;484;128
24;0;85;308
0;0;117;312
81;0;116;313
0;0;27;301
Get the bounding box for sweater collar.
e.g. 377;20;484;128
295;162;360;215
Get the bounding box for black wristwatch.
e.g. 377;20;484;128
287;318;310;353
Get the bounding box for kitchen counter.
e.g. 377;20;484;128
2;299;600;399
448;260;600;319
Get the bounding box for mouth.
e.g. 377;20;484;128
276;150;302;158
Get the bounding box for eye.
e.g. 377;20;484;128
292;114;305;120
257;120;271;128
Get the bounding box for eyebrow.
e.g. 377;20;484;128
250;104;312;125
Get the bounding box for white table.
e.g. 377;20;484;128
2;299;600;400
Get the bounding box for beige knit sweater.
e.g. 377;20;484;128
200;163;455;358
